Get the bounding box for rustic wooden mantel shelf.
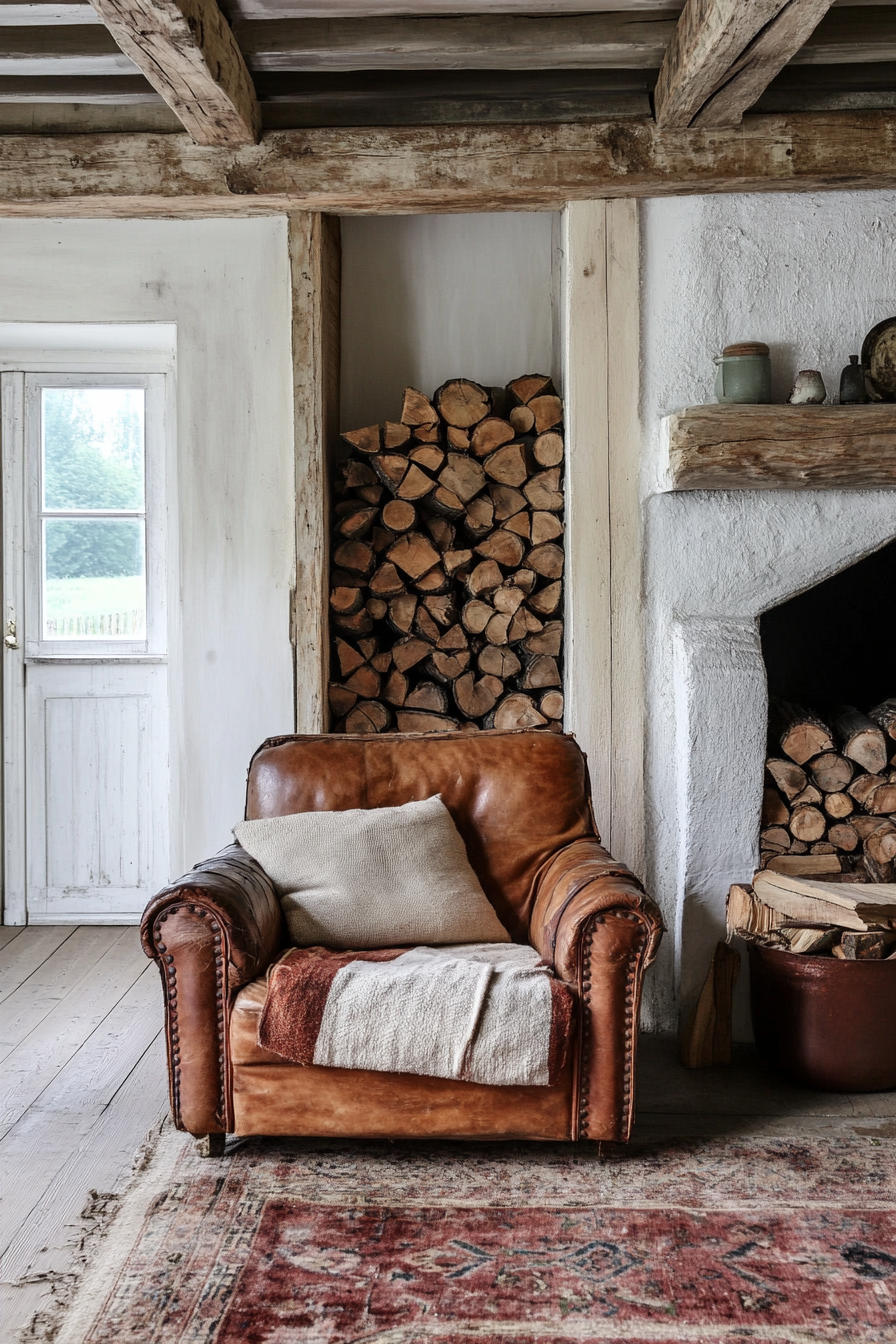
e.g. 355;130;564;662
662;404;896;491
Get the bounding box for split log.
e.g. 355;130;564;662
437;623;467;651
831;704;889;774
849;773;887;806
423;594;456;626
454;671;503;718
680;940;740;1069
531;511;564;545
529;394;563;432
524;542;564;580
762;788;790;827
502;513;530;540
866;781;896;814
392;637;433;673
446;426;470;450
383;421;411;450
434;379;490;429
344;461;378;489
414;423;441;443
345;701;391;733
465;497;495;539
493;584;525;615
483;444;528;487
484;611;512;646
766;758;807;800
388;593;417;634
397;464;437;502
371;453;409;491
344;664;381;699
791;783;823;807
533;431;564;468
520;655;561;690
387;532;441;581
395;710;459;733
428;650;471;682
415;566;448;595
467;560;504;597
524;620;563;657
341;424;381;455
405;680;449;713
414;605;441;644
471;417;515;457
475;530;526;568
828;823;859;852
401;387;437;426
479;645;522;679
528;582;563;617
328;684;358;718
490;693;548;730
410;444;445;473
768;700;834;766
383;669;409;705
370;562;406;599
337;505;378;540
332;609;373;636
330;586;364;617
508;374;553;405
335;637;366;678
333;540;375;576
524;468;563;512
444;548;474;576
809;751;854;794
426;518;455;550
489;484;528;520
462;599;493;635
440;453;486;504
430;486;465;519
865;821;896;866
367;598;388;621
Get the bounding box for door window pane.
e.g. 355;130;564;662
42;388;145;511
43;519;146;640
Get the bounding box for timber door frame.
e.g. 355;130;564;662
0;327;179;924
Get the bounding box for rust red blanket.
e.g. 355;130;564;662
259;942;572;1087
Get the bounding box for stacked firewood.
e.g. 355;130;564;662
760;698;896;881
328;374;565;734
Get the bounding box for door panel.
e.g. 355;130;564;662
26;664;169;921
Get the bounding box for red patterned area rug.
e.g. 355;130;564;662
54;1128;896;1344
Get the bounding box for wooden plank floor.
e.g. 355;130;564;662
0;926;168;1342
1;927;894;1342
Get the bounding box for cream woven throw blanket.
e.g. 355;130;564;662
259;942;573;1088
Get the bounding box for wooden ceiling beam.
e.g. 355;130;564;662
0;112;894;216
87;0;259;145
235;13;676;71
655;0;837;129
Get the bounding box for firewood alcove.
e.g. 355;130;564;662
328;374;565;735
759;537;896;886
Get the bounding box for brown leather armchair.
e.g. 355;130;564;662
141;729;663;1148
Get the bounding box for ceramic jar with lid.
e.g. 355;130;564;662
713;341;772;404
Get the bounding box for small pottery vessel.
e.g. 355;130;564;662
839;355;867;404
788;369;826;405
713;342;772;404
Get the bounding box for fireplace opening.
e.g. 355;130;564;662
758;538;896;881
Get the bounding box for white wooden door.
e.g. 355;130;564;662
2;372;170;924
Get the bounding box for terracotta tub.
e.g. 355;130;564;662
749;943;896;1092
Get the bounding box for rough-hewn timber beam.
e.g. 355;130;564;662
655;0;836;129
0;113;894;216
87;0;259;146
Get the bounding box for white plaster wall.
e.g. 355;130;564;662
0;219;296;875
638;191;896;1036
340;212;558;427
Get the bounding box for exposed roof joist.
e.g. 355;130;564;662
87;0;259;145
655;0;839;128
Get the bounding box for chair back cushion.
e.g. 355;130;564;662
245;729;595;938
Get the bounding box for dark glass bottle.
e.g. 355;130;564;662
839;355;867;404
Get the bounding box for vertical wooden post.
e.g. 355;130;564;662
288;213;341;734
562;200;644;875
562;201;611;845
606;198;645;876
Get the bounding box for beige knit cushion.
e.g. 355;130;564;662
233;795;510;949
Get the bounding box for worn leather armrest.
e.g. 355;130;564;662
529;838;664;1142
140;844;284;1135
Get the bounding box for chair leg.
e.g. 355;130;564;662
195;1133;226;1158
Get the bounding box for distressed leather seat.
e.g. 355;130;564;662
141;729;663;1147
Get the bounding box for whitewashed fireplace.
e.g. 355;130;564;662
638;190;896;1037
